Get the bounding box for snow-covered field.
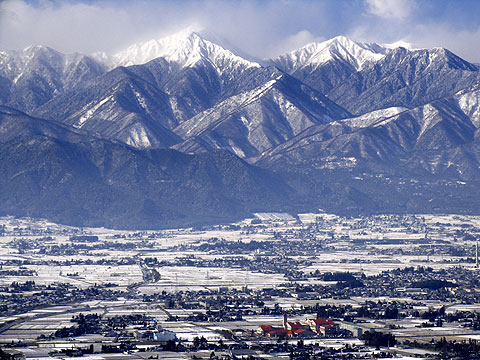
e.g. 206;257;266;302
1;212;480;357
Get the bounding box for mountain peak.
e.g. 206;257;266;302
429;47;478;71
327;35;360;47
22;45;50;53
271;35;387;74
108;28;261;71
2;45;61;63
324;36;387;69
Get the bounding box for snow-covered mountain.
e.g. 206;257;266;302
1;30;480;225
0;46;106;113
327;46;479;115
270;35;388;73
35;30;339;150
259;95;479;179
3;31;480;157
104;29;261;73
35;66;182;149
0;105;91;144
268;36;389;95
173;73;350;159
269;37;479;115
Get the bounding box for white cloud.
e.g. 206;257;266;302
365;0;415;20
0;0;332;59
0;0;196;54
404;25;480;63
347;19;480;63
1;0;480;63
272;30;325;56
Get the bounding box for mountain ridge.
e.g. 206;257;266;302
2;30;480;227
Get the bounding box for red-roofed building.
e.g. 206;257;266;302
257;325;289;338
306;318;338;336
257;325;273;335
258;315;339;338
290;327;316;338
286;321;306;330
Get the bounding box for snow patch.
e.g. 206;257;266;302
456;89;480;127
133;90;147;110
334;107;407;128
126;124;152;148
75;95;113;128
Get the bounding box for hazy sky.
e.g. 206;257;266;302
1;0;480;62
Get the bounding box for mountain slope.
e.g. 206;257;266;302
269;36;387;94
271;38;479;116
455;83;480;127
328;47;479;115
259;98;479;180
103;30;265;122
0;46;106;113
0;105;92;143
34;32;292;149
34;66;182;148
0;109;299;228
173;73;350;159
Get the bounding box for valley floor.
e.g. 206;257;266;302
1;212;480;359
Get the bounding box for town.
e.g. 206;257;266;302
1;213;480;359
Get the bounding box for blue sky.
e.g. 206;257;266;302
1;0;480;62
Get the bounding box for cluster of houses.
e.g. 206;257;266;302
257;314;338;338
